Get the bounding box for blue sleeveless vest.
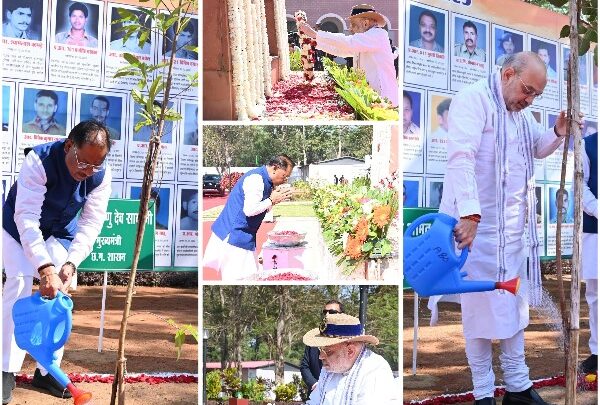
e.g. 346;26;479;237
3;140;106;250
211;166;273;250
583;132;598;234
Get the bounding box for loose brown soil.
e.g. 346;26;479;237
403;275;597;404
10;286;198;404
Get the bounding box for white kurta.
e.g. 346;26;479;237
581;136;598;280
437;73;564;339
3;151;111;373
305;348;397;405
580;136;598;354
202;173;272;280
316;27;398;107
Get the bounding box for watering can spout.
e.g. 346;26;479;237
404;213;521;296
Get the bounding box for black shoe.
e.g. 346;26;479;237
502;387;550;405
579;354;598;374
2;372;15;405
31;369;72;399
475;397;497;404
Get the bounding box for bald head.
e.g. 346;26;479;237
502;51;547;77
500;51;547;112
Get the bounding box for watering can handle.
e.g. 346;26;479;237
404;213;440;238
37;292;73;351
405;213;470;269
457;244;469;269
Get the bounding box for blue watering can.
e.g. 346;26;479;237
404;213;519;296
12;291;92;404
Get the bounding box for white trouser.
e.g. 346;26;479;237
2;231;71;374
202;232;258;281
585;279;598;355
466;329;531;400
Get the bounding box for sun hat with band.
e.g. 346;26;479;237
348;4;386;28
303;313;379;347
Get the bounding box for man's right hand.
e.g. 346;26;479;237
311;382;317;391
38;266;64;298
270;188;293;205
454;218;478;251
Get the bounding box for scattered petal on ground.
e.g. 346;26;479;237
263;72;354;120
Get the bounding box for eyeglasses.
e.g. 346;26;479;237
322;309;340;316
318;342;348;357
73;148;105;173
517;74;543;99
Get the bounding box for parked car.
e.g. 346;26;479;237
203;174;224;196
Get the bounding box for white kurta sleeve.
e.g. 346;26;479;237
242;174;272;217
354;367;397;404
445;88;486;217
581;138;598;219
66;166;112;267
304;369;325;405
14;151;53;269
316;30;382;58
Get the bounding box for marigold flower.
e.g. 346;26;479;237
373;205;392;228
345;236;363;260
354;217;369;243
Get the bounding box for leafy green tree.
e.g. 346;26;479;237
108;0;198;403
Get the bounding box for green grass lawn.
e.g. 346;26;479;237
202;200;315;221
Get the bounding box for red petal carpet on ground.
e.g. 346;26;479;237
404;374;597;404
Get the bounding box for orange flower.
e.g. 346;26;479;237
354;217;369;243
345;236;363;260
373;205;391;228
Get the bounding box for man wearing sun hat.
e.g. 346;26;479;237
297;4;398;107
302;312;397;404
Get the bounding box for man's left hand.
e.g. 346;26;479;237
554;110;584;137
298;22;317;39
58;263;76;294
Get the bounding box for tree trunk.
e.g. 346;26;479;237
232;286;245;375
275;286;289;384
110;132;162;405
565;1;582;403
220;287;229;369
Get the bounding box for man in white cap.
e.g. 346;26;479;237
297;4;398;107
302;312;396;404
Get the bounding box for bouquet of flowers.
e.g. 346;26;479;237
312;182;399;274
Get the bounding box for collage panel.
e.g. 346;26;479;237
2;0;199;403
402;0;598;404
202;285;399;403
201;124;399;283
203;0;399;121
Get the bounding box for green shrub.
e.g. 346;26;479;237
352;175;370;188
221;367;241;397
273;382;298;401
206;370;222;400
292;374;310;402
241;378;267;401
290;50;302;71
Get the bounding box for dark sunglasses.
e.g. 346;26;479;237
322;309;340;315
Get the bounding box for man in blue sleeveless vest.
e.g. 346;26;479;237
2;120;112;403
579;131;598;375
203;155;294;280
